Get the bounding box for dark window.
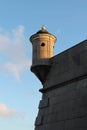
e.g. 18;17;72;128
41;43;45;47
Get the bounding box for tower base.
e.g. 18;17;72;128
31;65;51;84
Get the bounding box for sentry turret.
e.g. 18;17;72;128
30;26;57;84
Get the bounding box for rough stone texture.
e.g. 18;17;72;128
35;40;87;130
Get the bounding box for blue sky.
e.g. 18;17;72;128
0;0;87;130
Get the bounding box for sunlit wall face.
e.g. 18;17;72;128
30;32;56;65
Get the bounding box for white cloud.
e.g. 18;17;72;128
4;63;21;81
0;34;10;52
0;103;26;119
0;103;16;117
0;25;31;80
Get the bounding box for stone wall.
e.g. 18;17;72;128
35;40;87;130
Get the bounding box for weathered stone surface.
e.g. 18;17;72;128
35;115;43;126
35;40;87;130
39;98;49;109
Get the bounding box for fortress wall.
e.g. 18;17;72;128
35;40;87;130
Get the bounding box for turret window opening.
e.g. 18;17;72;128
41;43;45;47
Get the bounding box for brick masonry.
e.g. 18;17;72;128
35;40;87;130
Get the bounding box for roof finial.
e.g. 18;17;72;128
42;25;46;31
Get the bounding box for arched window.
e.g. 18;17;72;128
41;43;45;47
